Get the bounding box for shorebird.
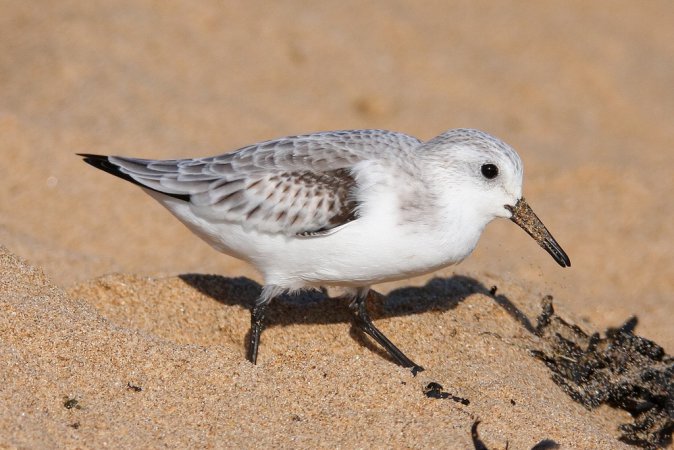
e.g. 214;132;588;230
79;128;570;373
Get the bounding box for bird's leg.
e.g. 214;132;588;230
349;288;424;375
247;302;268;364
247;285;280;365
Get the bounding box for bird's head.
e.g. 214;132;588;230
420;128;570;267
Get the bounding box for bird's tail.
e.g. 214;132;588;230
77;153;191;201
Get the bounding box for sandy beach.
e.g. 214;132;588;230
1;1;672;448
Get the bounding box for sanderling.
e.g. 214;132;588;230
79;128;570;373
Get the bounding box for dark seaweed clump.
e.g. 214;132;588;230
531;296;673;449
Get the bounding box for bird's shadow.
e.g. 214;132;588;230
179;273;535;362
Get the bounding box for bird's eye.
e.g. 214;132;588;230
481;163;499;179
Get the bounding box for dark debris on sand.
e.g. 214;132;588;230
470;420;559;450
531;296;673;449
423;382;470;405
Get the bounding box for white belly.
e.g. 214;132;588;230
152;192;485;289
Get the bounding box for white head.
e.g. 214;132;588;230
419;129;570;267
419;129;523;219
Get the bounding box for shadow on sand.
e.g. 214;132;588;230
179;273;536;363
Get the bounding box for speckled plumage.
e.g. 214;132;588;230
105;130;421;235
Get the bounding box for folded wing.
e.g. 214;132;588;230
80;130;421;236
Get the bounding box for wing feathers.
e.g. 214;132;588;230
79;130;421;235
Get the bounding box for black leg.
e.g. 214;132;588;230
350;289;424;375
247;301;269;364
246;285;283;365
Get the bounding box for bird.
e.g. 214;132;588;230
79;128;570;374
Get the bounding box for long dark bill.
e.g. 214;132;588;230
505;198;571;268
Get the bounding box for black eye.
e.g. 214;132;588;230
481;163;499;179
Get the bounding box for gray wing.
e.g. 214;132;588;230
103;130;421;235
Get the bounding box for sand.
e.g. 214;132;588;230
1;1;672;448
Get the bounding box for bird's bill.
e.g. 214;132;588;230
505;198;571;268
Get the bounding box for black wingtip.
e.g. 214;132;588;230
77;153;111;169
77;153;191;202
77;153;140;185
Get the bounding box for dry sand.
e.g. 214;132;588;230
1;1;672;448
